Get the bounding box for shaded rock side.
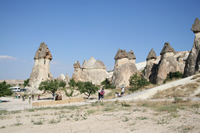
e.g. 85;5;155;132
191;18;200;33
184;35;200;77
28;42;53;90
184;18;200;77
144;49;157;81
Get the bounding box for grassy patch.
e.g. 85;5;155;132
32;120;43;125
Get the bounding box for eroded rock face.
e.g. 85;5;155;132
72;57;108;85
149;43;183;84
55;92;62;100
144;49;157;81
28;42;53;91
184;18;200;77
112;49;138;87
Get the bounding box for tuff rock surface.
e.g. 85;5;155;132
149;42;184;84
184;18;200;77
28;42;53;93
72;57;108;85
112;49;138;87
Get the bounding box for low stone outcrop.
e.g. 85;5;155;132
28;42;53;92
112;49;138;87
55;92;62;100
184;18;200;77
72;57;108;85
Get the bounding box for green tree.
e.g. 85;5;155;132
23;79;29;87
59;80;66;88
39;80;59;94
0;81;12;97
77;81;98;98
68;78;76;88
129;73;149;92
101;78;116;89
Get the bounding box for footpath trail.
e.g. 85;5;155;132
1;73;200;111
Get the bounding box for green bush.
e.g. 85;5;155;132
23;79;29;87
164;71;183;83
129;73;149;92
0;81;12;97
77;81;99;98
101;78;115;89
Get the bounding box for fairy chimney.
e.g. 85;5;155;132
28;42;53;90
184;18;200;77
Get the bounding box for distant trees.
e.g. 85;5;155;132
0;81;12;97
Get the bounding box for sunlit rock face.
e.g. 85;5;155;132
149;42;183;84
184;18;200;77
72;57;108;85
112;49;138;87
28;42;53;91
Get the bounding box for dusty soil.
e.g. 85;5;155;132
0;101;200;133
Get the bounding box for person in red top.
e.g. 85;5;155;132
100;88;105;101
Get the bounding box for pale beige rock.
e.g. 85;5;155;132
57;74;65;81
72;57;108;85
28;42;53;92
112;49;138;87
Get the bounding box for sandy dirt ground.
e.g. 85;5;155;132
1;74;200;133
0;101;200;133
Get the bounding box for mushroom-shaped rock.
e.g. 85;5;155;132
191;18;200;33
146;49;157;61
34;42;52;60
128;50;136;60
160;42;175;55
73;61;81;68
114;49;128;60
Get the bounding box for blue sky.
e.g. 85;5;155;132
0;0;200;80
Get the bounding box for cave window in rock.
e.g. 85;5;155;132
44;59;46;65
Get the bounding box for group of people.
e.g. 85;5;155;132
98;85;125;101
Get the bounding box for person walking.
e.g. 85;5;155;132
100;88;105;101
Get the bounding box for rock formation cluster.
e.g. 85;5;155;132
28;42;53;92
72;57;108;85
112;49;138;87
144;43;188;84
184;18;200;77
27;18;199;90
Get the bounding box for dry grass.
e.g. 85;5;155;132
191;75;200;80
152;83;199;99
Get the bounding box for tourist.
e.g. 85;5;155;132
98;88;101;100
100;88;105;101
121;86;125;96
18;94;20;99
29;95;31;104
32;95;34;101
38;94;40;100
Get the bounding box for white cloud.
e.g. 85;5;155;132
0;55;17;60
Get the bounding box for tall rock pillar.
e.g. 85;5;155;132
28;42;53;91
184;18;200;77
